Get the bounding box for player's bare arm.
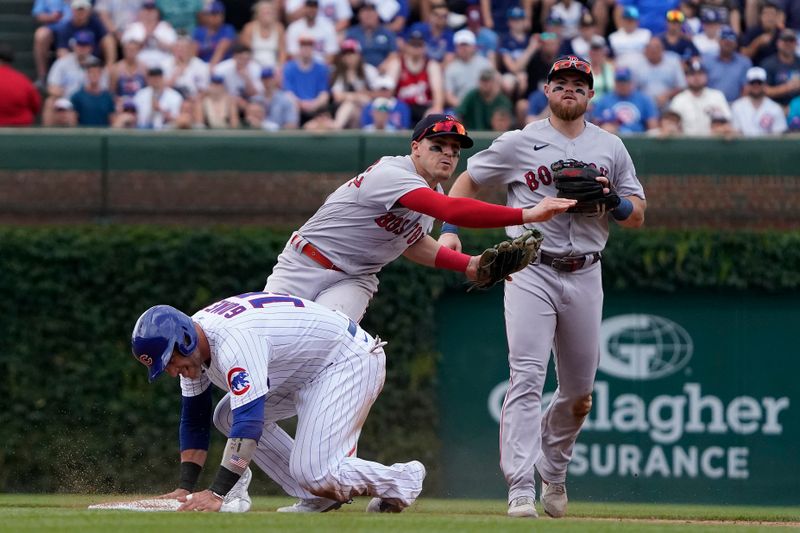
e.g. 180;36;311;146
615;196;646;228
402;235;479;281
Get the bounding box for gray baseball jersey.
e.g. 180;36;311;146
467;119;645;256
297;155;442;275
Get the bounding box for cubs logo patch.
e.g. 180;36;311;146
227;367;251;395
137;354;153;367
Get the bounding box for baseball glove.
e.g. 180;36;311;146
551;159;621;216
469;229;544;291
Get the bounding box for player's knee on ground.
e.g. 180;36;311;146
212;395;233;436
571;393;593;418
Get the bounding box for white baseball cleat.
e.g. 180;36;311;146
220;467;252;513
540;481;567;518
276;498;345;513
507;496;538;518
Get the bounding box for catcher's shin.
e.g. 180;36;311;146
551;159;620;216
469;229;544;291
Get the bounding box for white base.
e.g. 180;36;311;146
88;498;181;512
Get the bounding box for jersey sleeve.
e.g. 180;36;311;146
466;130;522;186
180;372;212;397
215;329;271;410
358;158;430;211
611;138;645;200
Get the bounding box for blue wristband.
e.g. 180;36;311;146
612;197;634;221
441;223;460;234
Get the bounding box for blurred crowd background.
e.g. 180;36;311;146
1;0;800;137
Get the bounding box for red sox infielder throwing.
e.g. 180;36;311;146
440;55;647;518
212;114;577;513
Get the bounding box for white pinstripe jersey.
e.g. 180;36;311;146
179;292;359;409
297;155;442;275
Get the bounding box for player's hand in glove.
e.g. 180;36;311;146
551;159;620;217
467;229;544;291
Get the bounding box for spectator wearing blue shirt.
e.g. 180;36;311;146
762;28;800;106
480;0;521;36
53;0;114;71
659;8;700;61
32;0;73;83
703;27;752;102
360;74;411;129
787;92;800;130
283;35;330;124
345;2;398;69
193;1;237;66
500;6;536;99
617;0;681;35
70;56;115;126
465;5;499;63
591;67;659;133
405;3;454;63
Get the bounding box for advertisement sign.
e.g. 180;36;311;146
436;289;797;504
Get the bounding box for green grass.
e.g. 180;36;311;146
0;494;798;532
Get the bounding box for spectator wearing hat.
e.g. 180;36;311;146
609;6;653;67
704;27;752;101
240;0;287;69
213;44;263;113
256;67;299;130
404;3;455;64
660;8;701;61
0;42;41;126
156;0;204;35
283;34;331;125
345;1;398;69
616;1;682;35
193;1;237;66
45;32;107;124
499;6;537;98
542;14;567;38
457;67;513;131
285;0;339;64
111;97;138;128
699;0;741;34
330;39;380;129
479;0;527;36
110;28;147;99
445;30;494;108
360;74;412;129
121;2;177;70
384;28;445;123
587;35;615;101
49;97;78;126
54;1;114;64
285;0;353;32
741;0;784;66
132;66;184;128
731;66;788;135
162;35;210;98
194;73;239;128
591;66;659;133
692;8;724;56
762;28;800;105
95;0;143;46
669;59;732;134
560;10;600;58
361;97;397;131
69;56;115;126
523;31;563;99
545;0;587;40
464;5;499;63
629;36;687;110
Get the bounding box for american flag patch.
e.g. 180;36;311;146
230;455;248;469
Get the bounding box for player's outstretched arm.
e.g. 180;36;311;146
521;197;578;223
404;235;478;280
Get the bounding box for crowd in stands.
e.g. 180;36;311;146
1;0;800;137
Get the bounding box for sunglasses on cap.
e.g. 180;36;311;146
551;57;591;75
415;118;467;141
666;10;685;22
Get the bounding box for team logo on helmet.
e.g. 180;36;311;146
137;354;153;367
227;367;251;395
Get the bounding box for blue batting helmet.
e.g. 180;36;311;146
131;305;198;382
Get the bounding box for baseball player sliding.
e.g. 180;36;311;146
440;55;646;518
132;292;426;514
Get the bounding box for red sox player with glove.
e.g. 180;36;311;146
211;114;576;514
439;56;647;518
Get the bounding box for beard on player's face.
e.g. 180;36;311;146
550;98;588;121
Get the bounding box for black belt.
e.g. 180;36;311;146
539;252;601;273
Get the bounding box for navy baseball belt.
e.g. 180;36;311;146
539;251;601;273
